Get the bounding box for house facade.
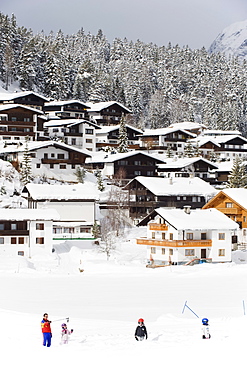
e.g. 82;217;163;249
44;119;99;151
22;183;99;239
0;104;46;142
203;188;247;248
0;208;60;257
0;91;49;111
137;207;239;265
0;141;91;182
124;176;217;221
86;101;132;125
44;100;90;120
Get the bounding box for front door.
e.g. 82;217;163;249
201;249;206;259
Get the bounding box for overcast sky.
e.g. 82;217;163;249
1;0;247;49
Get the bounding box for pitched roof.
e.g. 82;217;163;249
125;176;217;197
220;188;247;209
86;101;132;113
0;104;43;114
148;207;239;230
44;100;90;108
96;124;143;134
0;208;60;221
141;127;196;138
0;90;49;102
44;118;100;129
157;157;218;170
86;150;165;164
23;183;99;201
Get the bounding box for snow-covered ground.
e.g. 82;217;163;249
0;227;247;369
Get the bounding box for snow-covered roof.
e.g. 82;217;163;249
0;208;60;221
126;176;217;197
202;129;242;136
0;90;49;102
0;140;92;157
189;136;221;147
152;207;239;230
157;157;218;170
24;183;99;201
44;100;90;108
168;121;207;131
96;124;143;134
86;101;132;113
0;104;44;114
203;134;247;144
86;150;165;164
44;119;99;129
221;188;247;209
141;127;196;138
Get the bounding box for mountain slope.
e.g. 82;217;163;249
209;19;247;59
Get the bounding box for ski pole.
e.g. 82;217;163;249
52;317;69;323
182;301;199;318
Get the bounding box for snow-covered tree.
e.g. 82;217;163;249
227;157;247;188
20;136;33;185
117;115;128;153
95;168;105;191
74;166;85;183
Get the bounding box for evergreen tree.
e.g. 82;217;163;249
74;166;85;183
183;142;195;158
117;115;128;153
20;136;33;185
95;168;105;191
227;157;247;188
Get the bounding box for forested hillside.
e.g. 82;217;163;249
1;13;247;134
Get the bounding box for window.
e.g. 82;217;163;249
187;233;193;240
219;249;225;256
169;249;173;255
36;164;41;168
44;153;48;159
225;202;233;208
18;237;24;244
134;161;141;165
50;164;54;169
24;128;31;132
57;154;65;159
219;233;225;240
30;153;36;158
36;237;44;244
51;153;55;158
147;171;153;176
0;224;4;230
60;165;66;169
86;139;92;143
162;248;165;255
151;247;156;254
0;237;4;244
192;197;197;202
85;129;93;135
169;233;173;240
36;223;44;230
11;117;17;121
11;224;17;230
134;171;141;176
152;232;155;239
244;216;246;223
80;227;90;233
11;237;17;244
185;249;195;256
72;139;76;145
18;251;24;256
201;233;207;240
23;118;30;122
162;233;166;240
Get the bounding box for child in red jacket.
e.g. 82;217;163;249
41;313;52;347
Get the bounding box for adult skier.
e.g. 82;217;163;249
61;323;73;344
41;313;52;347
202;318;211;339
135;318;148;341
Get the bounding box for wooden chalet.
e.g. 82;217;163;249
86;101;132;126
0;91;49;111
44;100;90;120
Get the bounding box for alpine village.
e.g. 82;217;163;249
1;12;247;268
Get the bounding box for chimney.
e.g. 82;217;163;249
183;205;191;214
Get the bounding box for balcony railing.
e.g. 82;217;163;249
217;207;242;215
136;238;212;247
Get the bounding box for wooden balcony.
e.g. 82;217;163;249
217;207;242;215
0;230;29;236
136;238;212;247
149;223;168;231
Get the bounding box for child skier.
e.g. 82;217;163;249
202;318;211;339
135;318;148;341
61;323;73;344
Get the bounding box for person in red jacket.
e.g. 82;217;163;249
41;313;52;347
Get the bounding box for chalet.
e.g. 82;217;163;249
0;104;46;142
22;183;99;239
137;207;239;265
0;208;60;257
139;127;196;154
44;100;90;120
124;176;217;221
156;157;218;183
86;101;132;126
0;91;49;111
189;137;221;160
203;188;247;247
191;133;247;160
0;141;91;182
168;121;207;136
85;151;165;181
95;124;142;151
44;119;100;151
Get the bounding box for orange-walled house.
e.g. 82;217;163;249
203;188;247;248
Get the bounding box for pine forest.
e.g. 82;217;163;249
1;13;247;135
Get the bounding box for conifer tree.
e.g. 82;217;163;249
95;168;105;191
117;115;128;153
20;136;33;185
74;166;85;183
183;142;195;158
227;157;247;188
